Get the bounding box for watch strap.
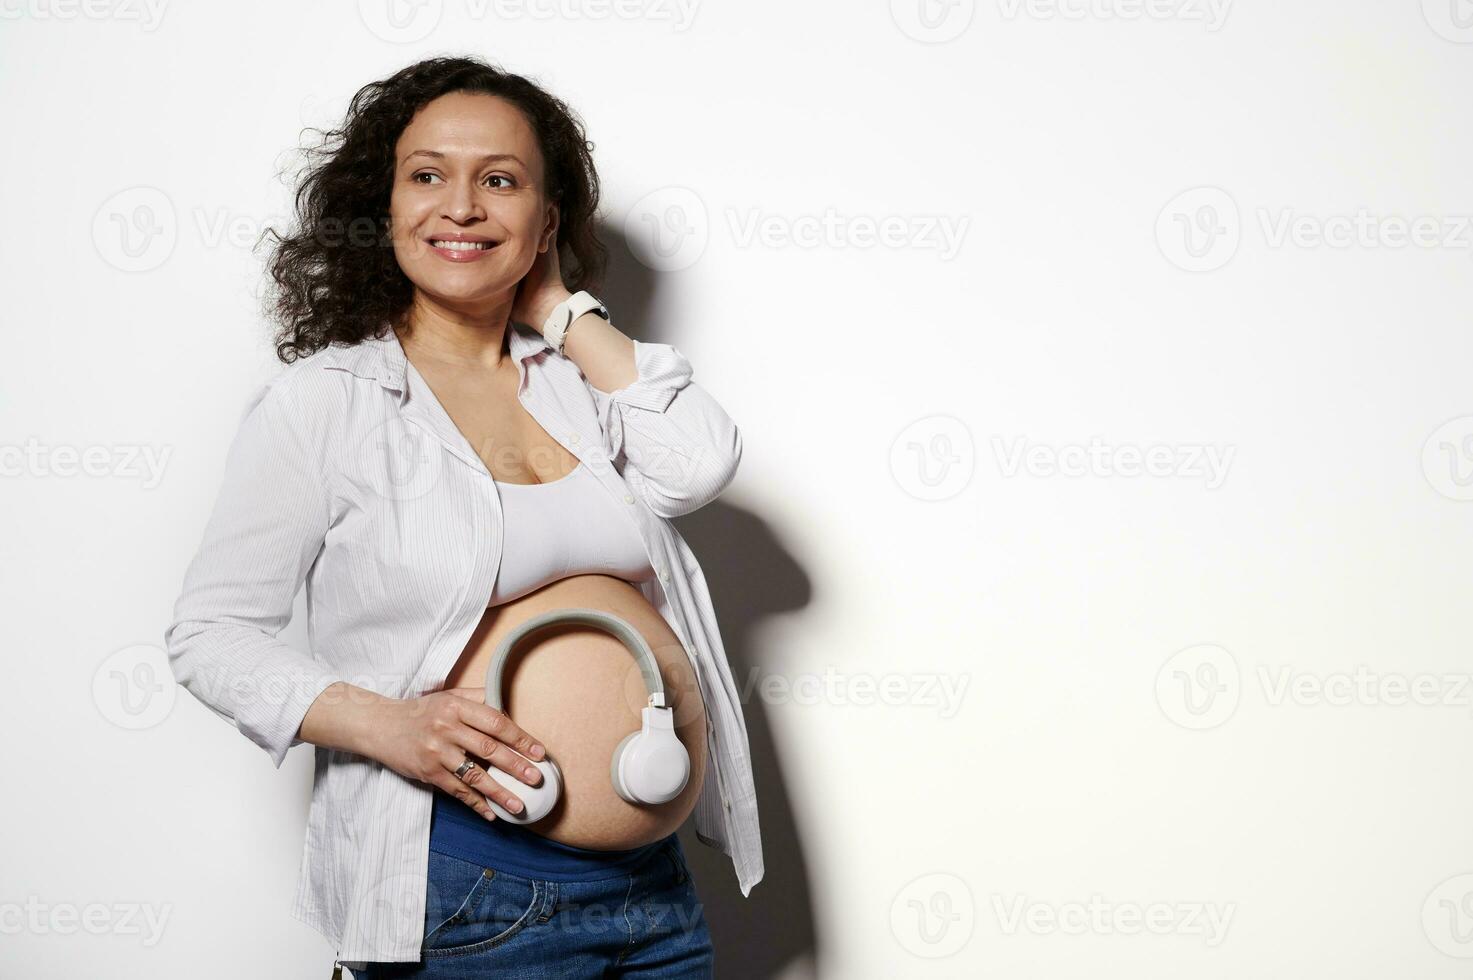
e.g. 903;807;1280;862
543;290;609;354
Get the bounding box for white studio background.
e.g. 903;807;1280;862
3;1;1472;978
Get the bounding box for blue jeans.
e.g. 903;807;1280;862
356;836;714;978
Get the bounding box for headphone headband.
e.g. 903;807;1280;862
485;607;666;712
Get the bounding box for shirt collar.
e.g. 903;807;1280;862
321;322;553;394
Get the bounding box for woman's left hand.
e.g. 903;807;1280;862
512;227;573;333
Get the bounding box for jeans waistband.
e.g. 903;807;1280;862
428;787;676;882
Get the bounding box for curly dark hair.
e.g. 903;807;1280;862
259;55;607;364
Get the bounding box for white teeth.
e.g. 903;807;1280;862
431;240;491;251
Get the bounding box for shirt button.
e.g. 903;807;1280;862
623;493;635;504
570;433;581;444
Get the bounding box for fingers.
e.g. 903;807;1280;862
440;745;529;818
427;757;500;822
455;697;546;764
421;695;550;820
448;719;543;789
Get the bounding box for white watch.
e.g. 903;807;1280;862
542;290;610;354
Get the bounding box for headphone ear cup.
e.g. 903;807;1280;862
611;731;642;804
612;730;690;805
483;755;562;824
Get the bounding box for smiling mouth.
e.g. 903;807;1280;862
429;239;497;251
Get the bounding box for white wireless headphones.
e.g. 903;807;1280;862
478;607;691;824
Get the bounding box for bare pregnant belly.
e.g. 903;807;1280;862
441;573;708;850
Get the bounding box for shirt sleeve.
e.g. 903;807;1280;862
585;338;742;518
163;372;346;769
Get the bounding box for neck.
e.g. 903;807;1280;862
395;291;517;372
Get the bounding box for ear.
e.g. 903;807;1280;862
540;203;560;253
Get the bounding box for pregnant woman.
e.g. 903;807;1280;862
164;55;762;977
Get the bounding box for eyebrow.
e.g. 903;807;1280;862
400;150;527;168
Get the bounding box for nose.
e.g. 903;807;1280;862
444;178;485;223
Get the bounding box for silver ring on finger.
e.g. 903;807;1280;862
453;757;478;781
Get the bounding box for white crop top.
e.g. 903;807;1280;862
488;462;656;606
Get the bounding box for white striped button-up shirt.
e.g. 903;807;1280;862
164;321;762;965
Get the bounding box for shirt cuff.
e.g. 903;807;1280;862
596;339;693;413
588;340;694;463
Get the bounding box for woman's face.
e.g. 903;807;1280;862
388;91;556;317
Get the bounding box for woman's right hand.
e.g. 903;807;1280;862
363;686;547;820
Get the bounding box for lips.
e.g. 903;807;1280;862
425;235;500;262
428;238;496;251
